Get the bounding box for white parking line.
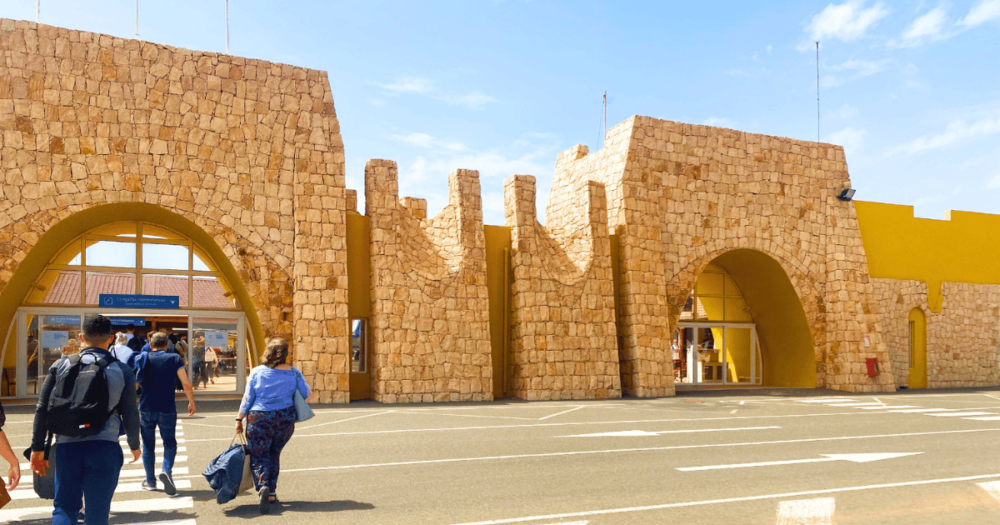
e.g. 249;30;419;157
776;497;835;525
926;412;995;417
448;474;1000;524
538;406;587;420
966;416;1000;421
857;406;921;410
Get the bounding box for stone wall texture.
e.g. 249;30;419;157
364;160;493;402
0;19;350;402
504;174;621;400
873;278;1000;388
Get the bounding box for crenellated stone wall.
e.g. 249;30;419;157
504;174;621;400
0;18;350;402
364;160;493;402
873;278;1000;388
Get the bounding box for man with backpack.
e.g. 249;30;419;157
134;331;195;495
29;315;141;525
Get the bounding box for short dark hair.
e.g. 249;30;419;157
126;323;135;331
82;315;113;342
150;332;169;349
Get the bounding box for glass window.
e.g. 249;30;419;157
192;317;238;393
85;240;136;268
193;276;234;309
142;243;190;271
30;315;81;388
27;270;82;305
54;240;82;266
142;224;187;241
90;222;138;238
142;274;190;306
351;319;367;373
85;272;137;304
193;247;214;272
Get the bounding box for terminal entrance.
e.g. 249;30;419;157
0;220;258;399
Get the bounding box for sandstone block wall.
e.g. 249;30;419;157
873;278;1000;388
504;175;621;400
365;160;492;402
552;116;897;393
0;19;349;402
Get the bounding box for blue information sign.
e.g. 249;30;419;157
44;315;80;326
98;294;180;309
109;317;147;327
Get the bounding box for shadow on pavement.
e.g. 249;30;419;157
223;499;375;518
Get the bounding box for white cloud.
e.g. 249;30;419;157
821;58;889;87
959;0;1000;26
830;103;859;119
807;1;889;42
390;132;469;152
702;117;739;129
372;77;499;109
886;106;1000;155
891;6;949;47
826;127;867;156
987;173;1000;190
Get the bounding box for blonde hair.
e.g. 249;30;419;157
115;332;128;345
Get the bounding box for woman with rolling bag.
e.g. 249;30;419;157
233;338;311;514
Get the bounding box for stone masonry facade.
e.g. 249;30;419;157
9;18;998;402
873;278;1000;388
0;19;349;402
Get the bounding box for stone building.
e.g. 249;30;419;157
1;19;997;403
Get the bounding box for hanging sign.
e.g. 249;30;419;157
41;331;69;349
99;294;179;309
44;315;80;326
204;331;229;348
109;317;147;327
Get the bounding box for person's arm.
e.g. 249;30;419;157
117;364;141;462
296;367;311;400
175;360;196;416
29;367;58;476
0;430;19;491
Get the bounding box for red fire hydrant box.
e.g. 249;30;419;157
866;357;880;377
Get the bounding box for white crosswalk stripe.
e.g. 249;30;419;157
0;497;193;522
776;497;835;525
796;400;1000;422
8;480;193;500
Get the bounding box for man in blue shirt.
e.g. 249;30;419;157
136;332;195;495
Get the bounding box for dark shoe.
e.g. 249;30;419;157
259;487;270;514
159;472;176;496
269;493;280;504
141;480;157;491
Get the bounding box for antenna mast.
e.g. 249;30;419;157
225;0;230;54
135;0;139;39
816;41;820;142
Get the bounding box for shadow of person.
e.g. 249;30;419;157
110;509;195;524
223;499;375;518
178;488;221;503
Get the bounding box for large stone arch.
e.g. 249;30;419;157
670;246;820;388
0;202;279;362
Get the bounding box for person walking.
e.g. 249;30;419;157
30;314;141;525
204;346;218;385
135;332;196;495
235;339;310;514
0;398;21;493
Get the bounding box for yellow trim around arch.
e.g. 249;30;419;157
0;203;265;369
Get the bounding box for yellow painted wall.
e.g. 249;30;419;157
484;225;512;398
0;203;266;375
712;250;816;388
855;201;1000;312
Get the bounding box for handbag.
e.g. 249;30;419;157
21;432;55;500
294;389;314;422
235;433;254;494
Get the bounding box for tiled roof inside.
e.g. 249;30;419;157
40;272;233;309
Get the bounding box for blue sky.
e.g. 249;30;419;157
4;0;999;225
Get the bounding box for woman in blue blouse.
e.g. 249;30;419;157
235;339;310;514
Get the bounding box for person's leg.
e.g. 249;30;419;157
53;442;85;525
244;411;274;491
80;440;124;525
267;407;297;493
139;411;158;486
157;412;178;475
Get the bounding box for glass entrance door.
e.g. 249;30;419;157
674;323;761;386
12;307;247;398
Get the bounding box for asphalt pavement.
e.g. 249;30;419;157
4;388;1000;524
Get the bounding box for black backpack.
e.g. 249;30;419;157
45;350;115;437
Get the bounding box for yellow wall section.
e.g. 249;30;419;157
346;213;372;401
908;307;928;389
855;201;1000;312
711;250;816;387
0;204;265;371
484;226;512;398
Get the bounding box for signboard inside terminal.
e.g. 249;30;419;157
98;294;180;309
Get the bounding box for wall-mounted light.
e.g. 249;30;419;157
838;188;856;201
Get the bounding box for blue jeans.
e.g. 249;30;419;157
140;411;178;485
53;440;123;525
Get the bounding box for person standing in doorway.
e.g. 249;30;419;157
204;346;218;385
135;332;196;495
110;332;133;366
30;315;141;525
124;324;142;353
235;339;310;514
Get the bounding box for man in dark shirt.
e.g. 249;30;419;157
136;332;195;495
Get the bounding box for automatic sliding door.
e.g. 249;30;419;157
191;317;240;393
